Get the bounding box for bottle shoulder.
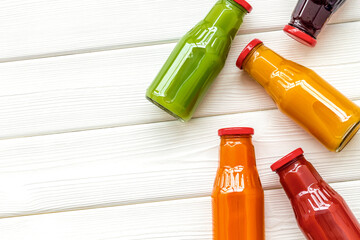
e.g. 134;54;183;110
272;60;313;82
212;165;263;195
180;22;233;53
263;60;319;104
290;182;345;216
255;59;312;91
291;182;356;237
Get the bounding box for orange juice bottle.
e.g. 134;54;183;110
212;128;265;240
236;39;360;152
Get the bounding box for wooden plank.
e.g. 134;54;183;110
0;0;358;62
0;22;359;139
0;101;358;217
0;180;358;240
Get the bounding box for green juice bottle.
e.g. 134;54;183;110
146;0;252;121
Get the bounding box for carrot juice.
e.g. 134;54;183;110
212;128;264;240
236;39;360;152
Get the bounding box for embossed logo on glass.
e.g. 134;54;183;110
219;166;245;193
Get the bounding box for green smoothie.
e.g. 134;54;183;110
146;0;252;121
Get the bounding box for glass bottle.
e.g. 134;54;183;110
212;127;265;240
271;148;360;239
284;0;347;47
236;39;360;152
146;0;252;121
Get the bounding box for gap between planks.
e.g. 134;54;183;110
2;93;359;142
0;0;358;64
0;177;359;221
0;20;350;65
0;179;358;240
0;102;358;219
0;22;358;140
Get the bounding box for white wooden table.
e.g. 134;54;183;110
0;0;359;239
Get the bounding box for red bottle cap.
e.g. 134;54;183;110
283;25;317;47
218;127;254;136
233;0;253;13
271;148;304;172
236;38;263;69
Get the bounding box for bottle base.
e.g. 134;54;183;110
145;95;186;122
337;121;360;152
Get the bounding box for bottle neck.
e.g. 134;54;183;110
219;135;256;168
276;155;323;199
204;0;247;39
242;44;287;102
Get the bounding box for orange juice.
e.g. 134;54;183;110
236;39;360;152
212;128;264;240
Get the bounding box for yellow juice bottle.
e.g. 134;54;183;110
236;39;360;152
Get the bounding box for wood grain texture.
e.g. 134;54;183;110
0;101;358;217
0;180;359;240
0;0;359;239
0;0;358;62
0;22;359;139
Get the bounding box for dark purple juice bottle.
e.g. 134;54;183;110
284;0;346;47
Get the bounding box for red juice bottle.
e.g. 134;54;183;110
271;148;360;240
284;0;346;47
